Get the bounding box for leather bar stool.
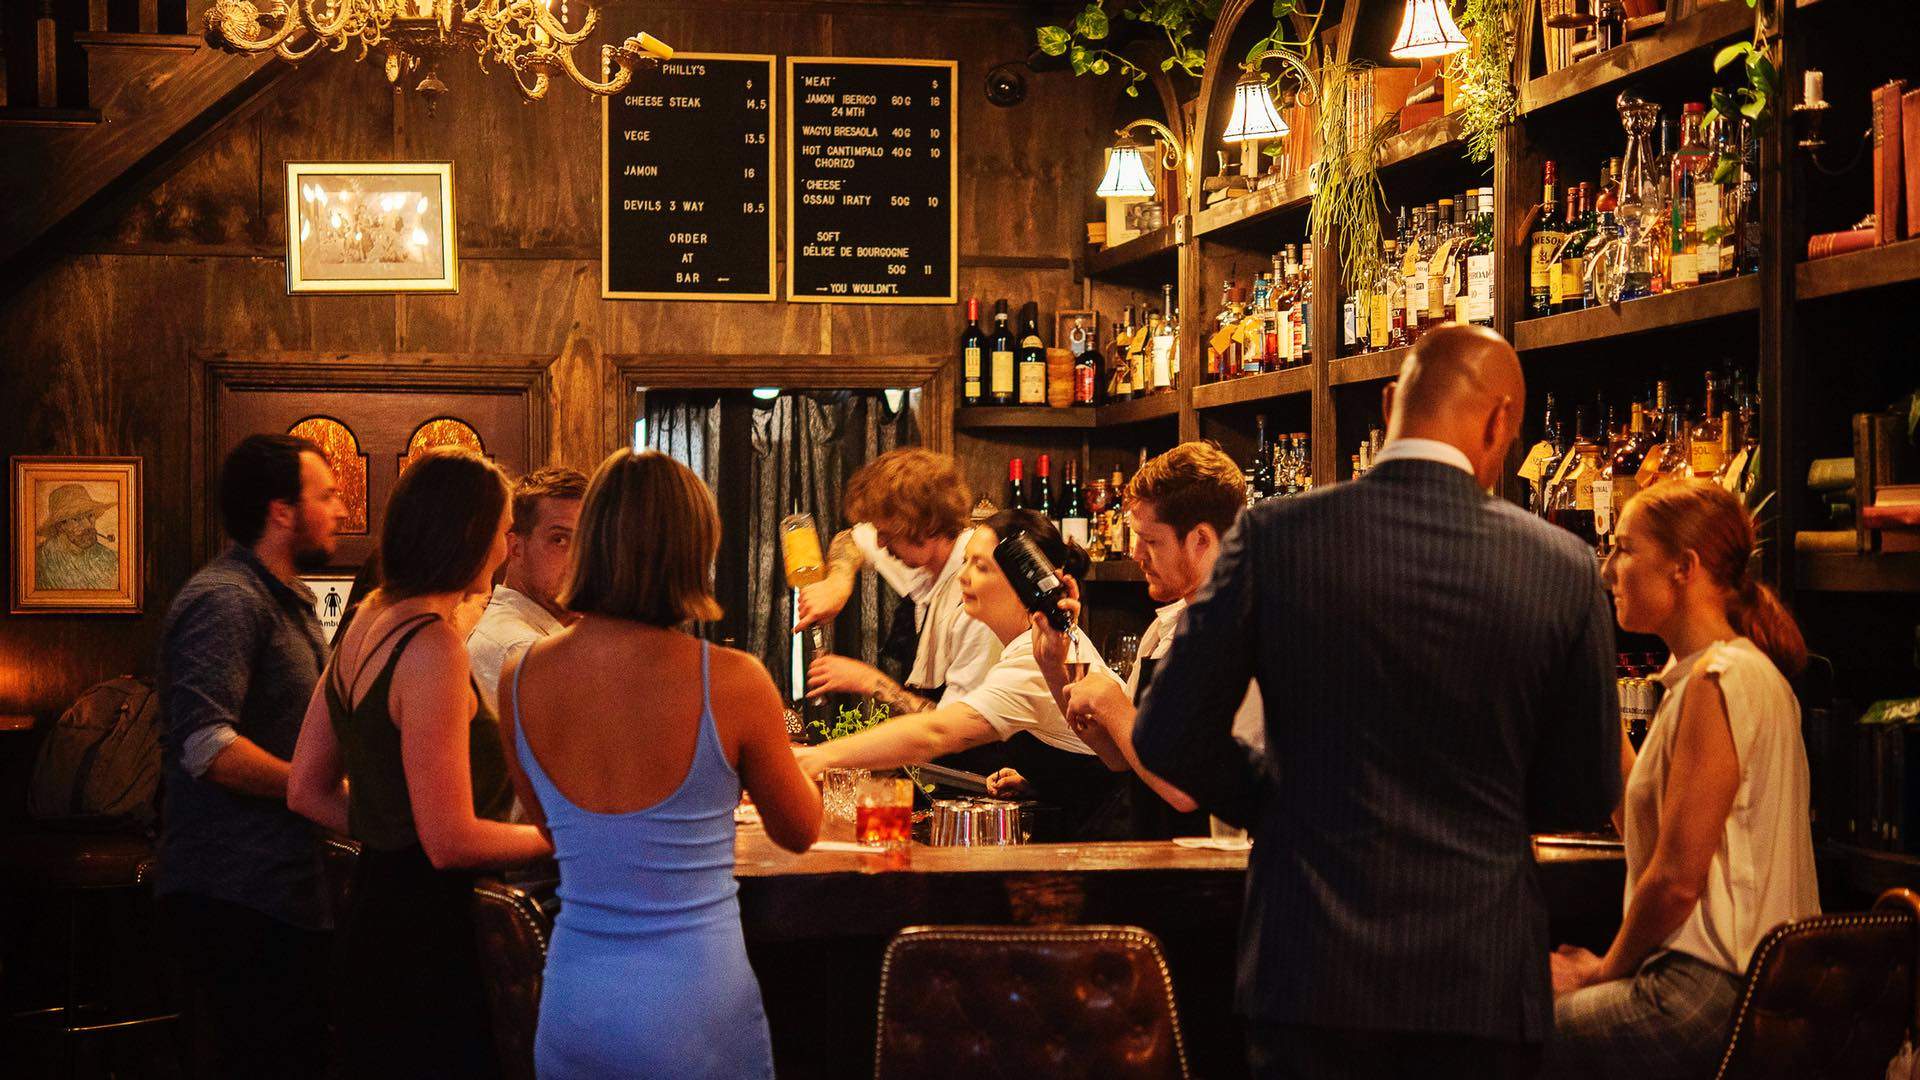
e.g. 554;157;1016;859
0;828;178;1075
1714;887;1919;1079
873;925;1191;1080
472;873;560;1080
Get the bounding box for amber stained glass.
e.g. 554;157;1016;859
403;418;486;468
288;416;369;533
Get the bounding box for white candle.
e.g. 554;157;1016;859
1804;69;1825;107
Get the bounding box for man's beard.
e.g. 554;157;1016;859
291;520;335;572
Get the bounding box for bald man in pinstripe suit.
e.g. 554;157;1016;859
1134;325;1621;1079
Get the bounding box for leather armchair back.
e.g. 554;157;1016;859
472;875;559;1080
1715;888;1919;1079
874;925;1190;1080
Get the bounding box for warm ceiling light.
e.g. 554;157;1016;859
1096;139;1158;198
1222;74;1290;143
1389;0;1469;61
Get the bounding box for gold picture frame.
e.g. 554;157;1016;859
285;162;458;295
11;456;143;615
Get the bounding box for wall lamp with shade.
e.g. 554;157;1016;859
1388;0;1469;61
1096;118;1186;199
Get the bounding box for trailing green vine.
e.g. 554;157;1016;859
1703;0;1778;184
1450;0;1520;164
1037;1;1223;97
1311;61;1397;295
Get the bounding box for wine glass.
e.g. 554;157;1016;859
1107;633;1140;684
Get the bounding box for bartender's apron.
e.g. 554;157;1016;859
1125;657;1209;840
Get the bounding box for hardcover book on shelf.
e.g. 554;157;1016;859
1872;81;1907;245
1807;227;1877;260
1907;89;1920;239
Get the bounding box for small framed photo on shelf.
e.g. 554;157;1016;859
285;162;458;295
10;456;143;615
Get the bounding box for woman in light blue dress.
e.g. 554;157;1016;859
499;450;821;1079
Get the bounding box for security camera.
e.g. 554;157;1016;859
985;62;1027;108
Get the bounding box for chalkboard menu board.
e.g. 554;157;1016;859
785;57;957;304
602;53;775;301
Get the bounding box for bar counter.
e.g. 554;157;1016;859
734;826;1626;1078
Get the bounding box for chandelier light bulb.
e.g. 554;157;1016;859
1222;75;1289;143
1389;0;1470;61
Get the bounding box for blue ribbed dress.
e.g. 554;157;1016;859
512;641;775;1079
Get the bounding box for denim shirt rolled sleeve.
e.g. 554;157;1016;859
163;586;262;778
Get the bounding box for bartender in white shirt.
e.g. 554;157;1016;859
794;511;1125;839
1027;442;1265;839
792;449;1000;714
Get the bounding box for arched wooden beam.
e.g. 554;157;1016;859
1192;0;1329;217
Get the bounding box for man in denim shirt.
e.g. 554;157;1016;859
157;434;345;1078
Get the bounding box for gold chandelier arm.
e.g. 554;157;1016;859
297;0;357;40
277;30;324;60
1246;45;1320;108
551;40;638;96
205;1;303;55
514;65;552;101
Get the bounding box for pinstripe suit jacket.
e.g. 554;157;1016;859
1133;457;1621;1044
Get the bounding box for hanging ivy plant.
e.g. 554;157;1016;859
1311;61;1398;295
1037;1;1223;96
1703;0;1779;184
1450;0;1520;164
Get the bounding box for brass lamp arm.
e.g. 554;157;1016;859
1117;118;1186;167
1245;45;1320;108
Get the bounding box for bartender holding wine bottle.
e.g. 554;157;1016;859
791;510;1127;840
791;449;1000;713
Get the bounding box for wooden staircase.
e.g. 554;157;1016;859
0;0;286;272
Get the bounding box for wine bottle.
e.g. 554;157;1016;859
1005;457;1026;511
1059;460;1090;546
1070;316;1100;405
988;300;1015;405
1034;453;1055;525
959;298;985;406
1016;304;1048;407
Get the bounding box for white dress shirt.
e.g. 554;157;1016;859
851;523;999;704
466;584;566;714
1369;436;1476;477
958;627;1108;756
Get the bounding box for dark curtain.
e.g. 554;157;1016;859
643;389;916;700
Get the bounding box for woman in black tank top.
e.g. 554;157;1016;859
289;449;551;1078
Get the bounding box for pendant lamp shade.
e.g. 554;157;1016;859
1222;75;1290;143
1096;141;1157;198
1388;0;1469;60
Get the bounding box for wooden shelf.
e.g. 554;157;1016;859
1797;237;1920;301
1330;347;1410;386
1376;112;1468;172
1193;367;1313;409
1082;560;1146;584
955;406;1097;430
1518;0;1754;116
1512;274;1760;352
1085;224;1178;280
1194;172;1315;241
1796;552;1920;593
1096;392;1181;427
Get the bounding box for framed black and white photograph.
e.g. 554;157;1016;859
286;162;458;295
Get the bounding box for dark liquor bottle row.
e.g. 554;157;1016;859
997;450;1151;562
957;291;1179;409
1244;415;1314;503
1343;188;1496;356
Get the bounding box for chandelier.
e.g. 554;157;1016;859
202;0;673;108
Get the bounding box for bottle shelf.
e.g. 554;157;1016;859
1330;347;1411;387
1512;274;1760;352
1795;553;1920;594
1376;112;1469;173
1797;237;1920;301
1193;171;1315;241
1519;0;1753;117
1096;392;1182;427
1821;842;1920;897
1193;366;1314;410
1085;223;1179;282
1082;560;1146;584
954;406;1098;430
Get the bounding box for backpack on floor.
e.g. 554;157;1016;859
28;676;162;832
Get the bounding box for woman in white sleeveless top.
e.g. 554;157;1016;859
1543;480;1819;1079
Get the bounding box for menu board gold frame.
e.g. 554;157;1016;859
601;53;778;302
784;56;958;305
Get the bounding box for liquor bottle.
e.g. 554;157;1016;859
1341;289;1359;353
1650;405;1692;487
1059;460;1090;546
1016;304;1048;406
1069;316;1100;405
1208;280;1236;383
1695;110;1730;284
1669;103;1711;290
988;300;1016;405
1634;380;1673;488
1687;371;1726;478
1005;456;1026;511
1370;239;1395;352
1706;114;1737;280
1296;244;1315;362
1034;453;1056;525
1296;433;1313;491
993;531;1075;632
1248;414;1275;503
1388;239;1410;347
1546;408;1601;546
1596;399;1657;536
1527;392;1566;515
1556;185;1592;314
1406;206;1431;341
1109;467;1130;554
1467;188;1496;327
1108;307;1135;401
1529;162;1564;318
1129;305;1150;398
1243;275;1270;376
1151;284;1177;394
960;298;985;406
1268;252;1292;368
1595;0;1624;50
1427;198;1455;326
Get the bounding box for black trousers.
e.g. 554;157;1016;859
163;892;330;1080
1247;1022;1542;1080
